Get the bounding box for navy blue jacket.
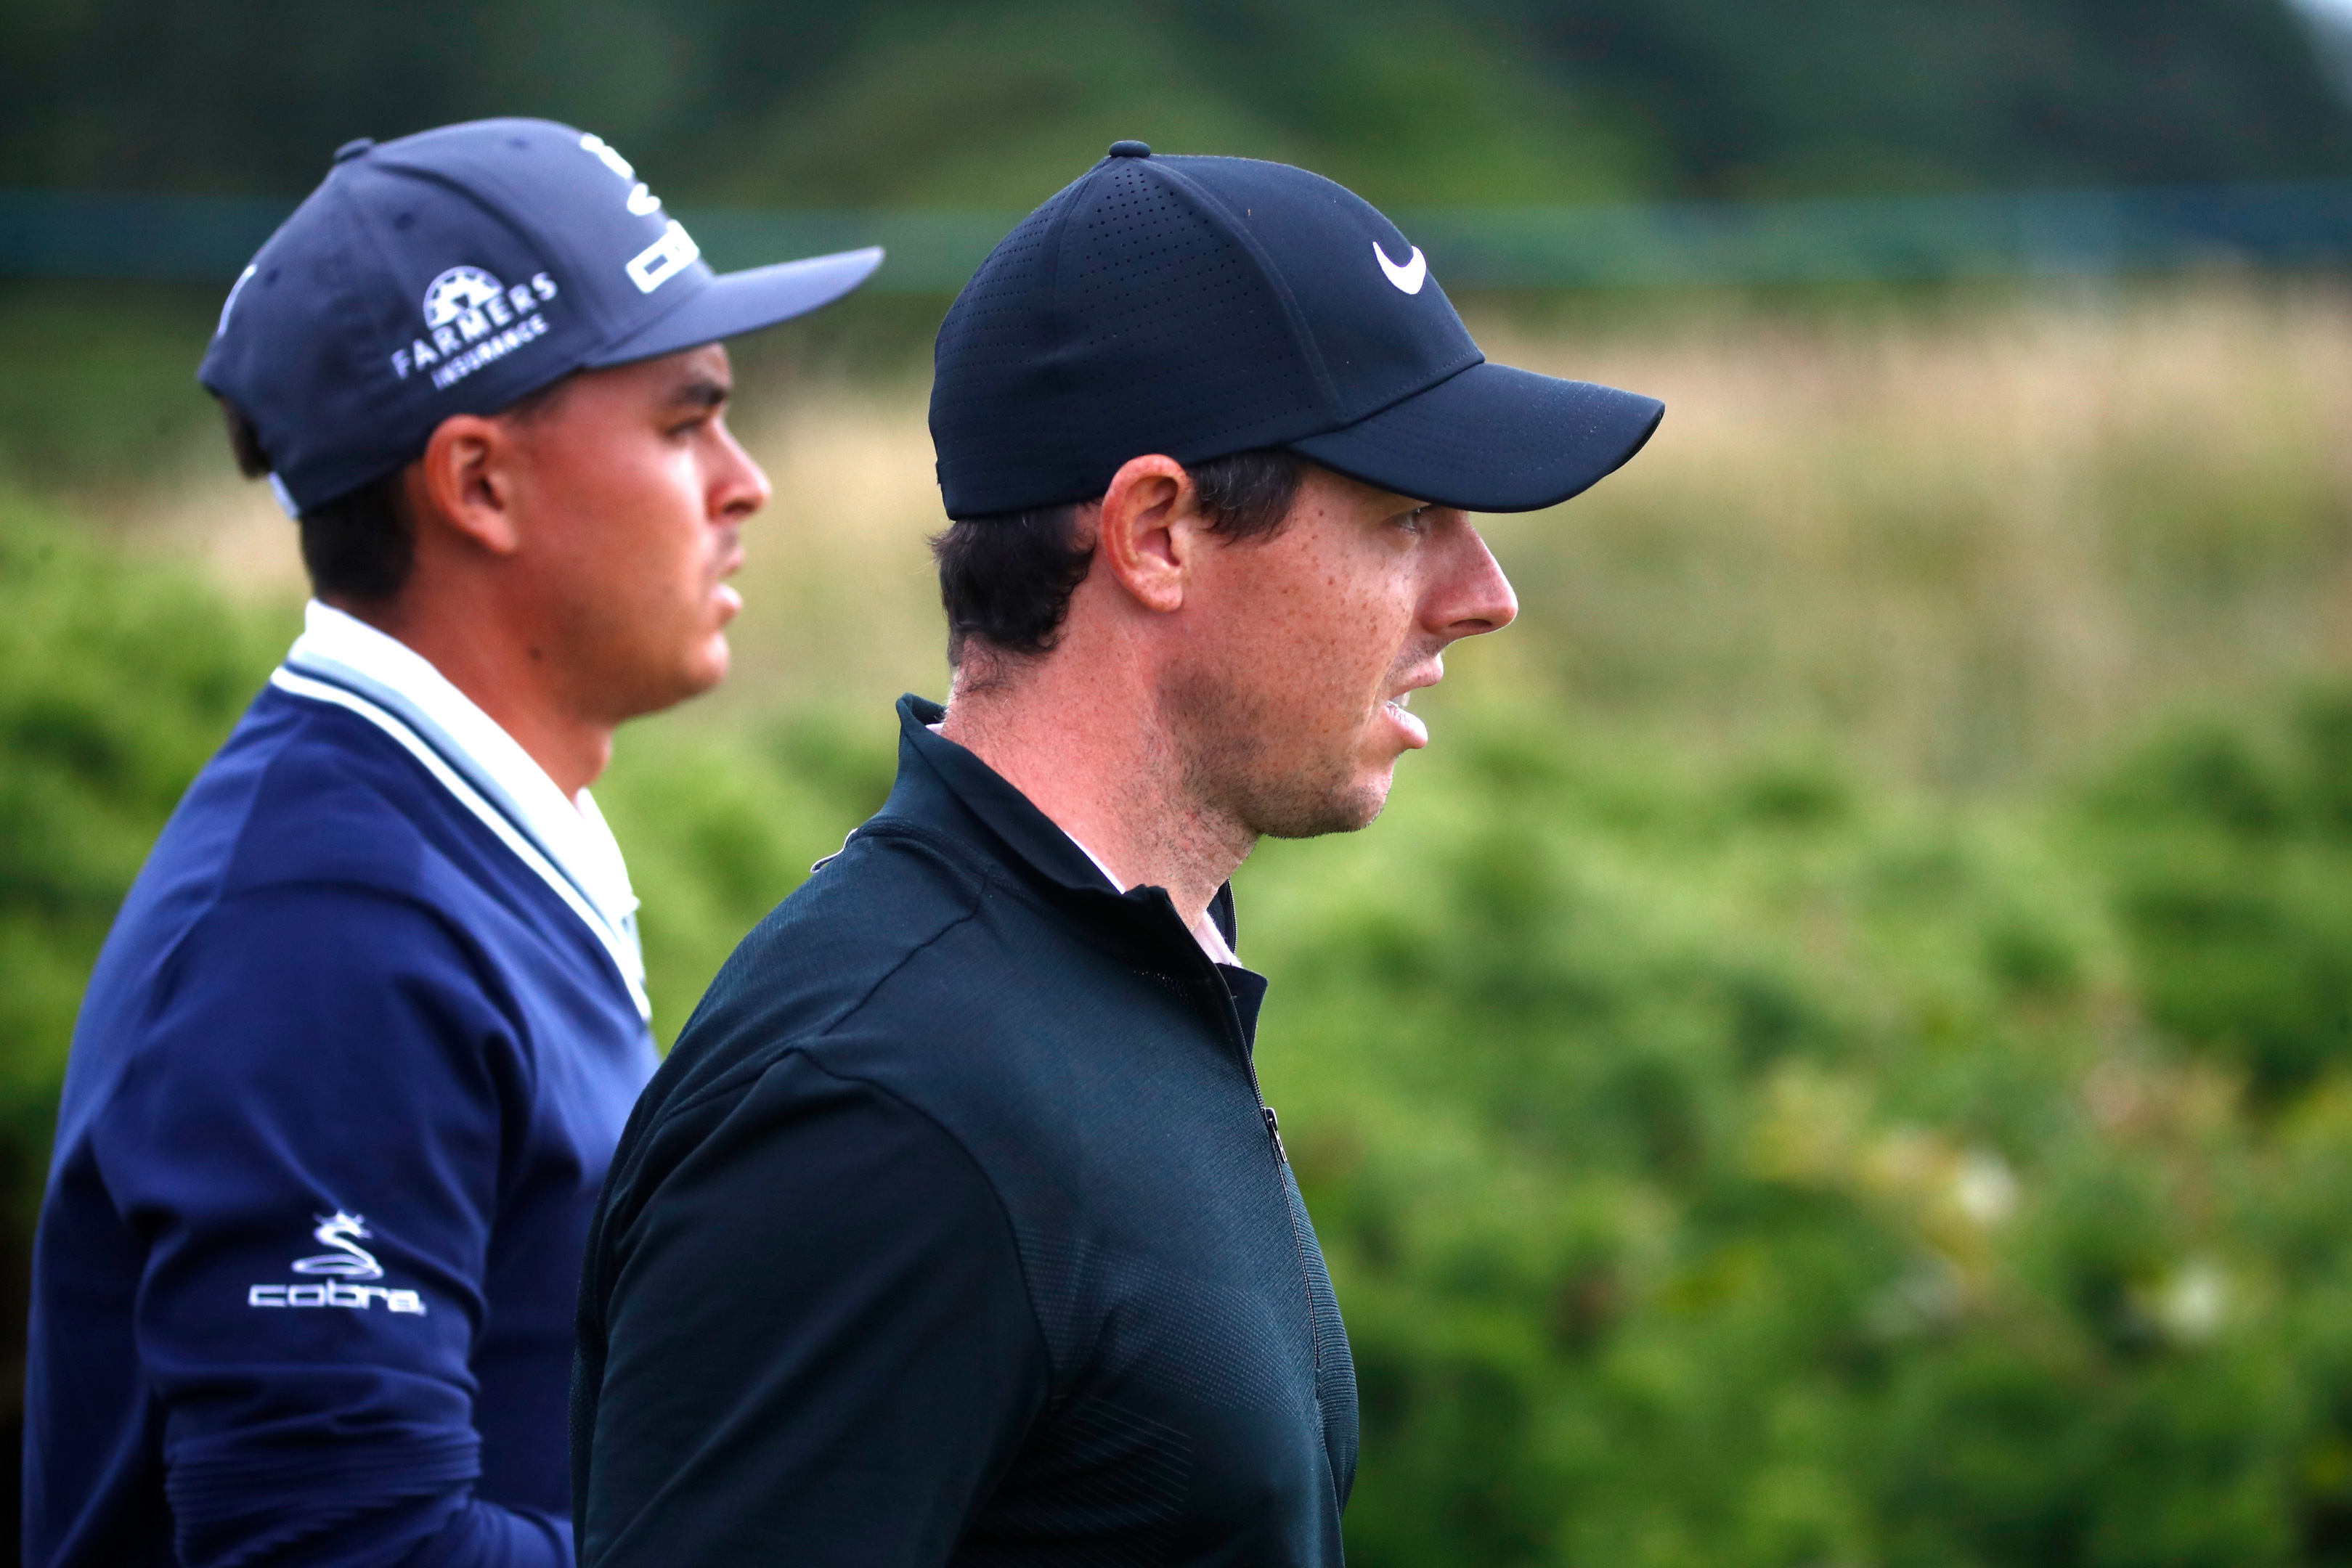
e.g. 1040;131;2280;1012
574;695;1359;1566
27;679;656;1567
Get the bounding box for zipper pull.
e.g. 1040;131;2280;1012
1263;1106;1287;1164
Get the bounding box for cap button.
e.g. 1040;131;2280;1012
1107;140;1152;159
333;137;375;165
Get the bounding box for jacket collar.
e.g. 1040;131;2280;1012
273;599;650;1020
878;694;1249;982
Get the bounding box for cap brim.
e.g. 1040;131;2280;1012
583;246;884;368
1288;362;1663;513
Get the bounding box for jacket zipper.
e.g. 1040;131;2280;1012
1145;893;1338;1457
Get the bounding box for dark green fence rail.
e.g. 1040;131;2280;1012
9;181;2352;293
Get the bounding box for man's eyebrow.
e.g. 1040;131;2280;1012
666;376;731;411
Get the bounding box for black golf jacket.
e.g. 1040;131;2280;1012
572;695;1358;1566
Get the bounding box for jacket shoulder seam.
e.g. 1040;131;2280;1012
773;1048;1061;1382
653;868;993;1124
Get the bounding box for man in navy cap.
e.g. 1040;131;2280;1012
573;145;1659;1564
24;119;878;1568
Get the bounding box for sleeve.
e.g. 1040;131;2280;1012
576;1050;1051;1567
89;884;570;1568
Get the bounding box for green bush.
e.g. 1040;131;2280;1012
20;491;2352;1564
0;492;286;1164
2083;694;2352;1103
596;711;899;1044
1235;704;2352;1566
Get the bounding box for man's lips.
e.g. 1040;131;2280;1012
1383;693;1429;748
1382;663;1443;748
711;536;746;620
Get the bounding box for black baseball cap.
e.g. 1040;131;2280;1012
201;117;883;513
929;143;1661;518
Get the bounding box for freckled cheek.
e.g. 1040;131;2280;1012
1332;573;1405;669
1219;555;1385;727
1274;599;1383;733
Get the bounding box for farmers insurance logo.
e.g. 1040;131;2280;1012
391;265;559;392
247;1212;427;1315
384;131;696;391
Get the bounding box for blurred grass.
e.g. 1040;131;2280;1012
27;275;2352;783
684;277;2352;793
11;277;2352;1561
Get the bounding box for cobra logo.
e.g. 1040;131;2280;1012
579;131;701;295
248;1212;428;1315
291;1211;383;1280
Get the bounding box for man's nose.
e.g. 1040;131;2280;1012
712;422;773;523
1427;517;1518;640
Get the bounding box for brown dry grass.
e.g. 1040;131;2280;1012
143;280;2352;793
1473;284;2352;786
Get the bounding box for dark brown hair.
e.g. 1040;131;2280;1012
929;448;1306;666
222;400;414;604
219;376;573;605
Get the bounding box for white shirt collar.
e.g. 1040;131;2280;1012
1062;829;1241;967
923;722;1235;964
277;602;647;1008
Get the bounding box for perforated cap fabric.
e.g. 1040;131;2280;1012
930;149;1661;517
199;118;882;513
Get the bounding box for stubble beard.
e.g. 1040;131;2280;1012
1159;657;1391;844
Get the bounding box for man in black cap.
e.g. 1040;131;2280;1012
573;144;1660;1566
25;121;876;1568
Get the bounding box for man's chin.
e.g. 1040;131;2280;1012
1248;768;1393;841
685;635;731;697
614;637;730;724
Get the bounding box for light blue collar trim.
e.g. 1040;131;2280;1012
272;603;648;1021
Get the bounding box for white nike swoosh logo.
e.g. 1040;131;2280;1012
1375;241;1427;294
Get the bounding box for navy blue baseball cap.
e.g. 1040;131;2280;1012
201;117;883;513
929;144;1661;518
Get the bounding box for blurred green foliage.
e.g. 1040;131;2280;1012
1239;718;2332;1566
2085;693;2352;1104
4;0;2350;208
0;494;902;1135
0;488;288;1468
0;489;285;1160
0;284;236;496
17;483;2352;1562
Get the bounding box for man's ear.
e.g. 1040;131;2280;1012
1096;454;1207;614
407;413;524;558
